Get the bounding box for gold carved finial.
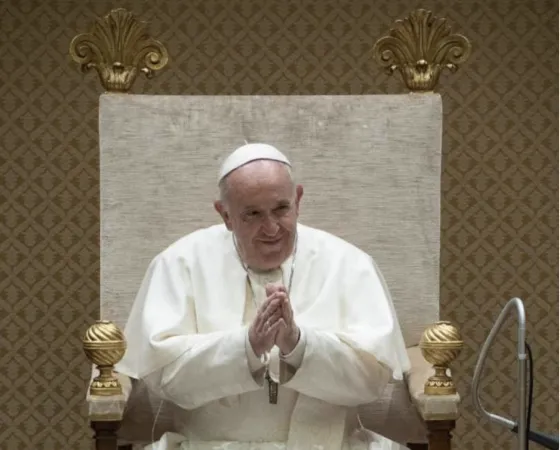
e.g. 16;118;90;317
83;320;126;396
372;9;472;92
419;321;463;395
69;8;168;92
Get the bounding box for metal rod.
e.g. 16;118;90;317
471;297;527;450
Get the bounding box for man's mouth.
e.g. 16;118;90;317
260;237;282;244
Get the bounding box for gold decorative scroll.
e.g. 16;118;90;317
69;8;168;92
372;9;472;92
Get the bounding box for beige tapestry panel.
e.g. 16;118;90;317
0;0;557;449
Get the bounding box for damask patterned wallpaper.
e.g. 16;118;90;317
0;0;557;448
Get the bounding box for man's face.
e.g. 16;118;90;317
215;160;303;271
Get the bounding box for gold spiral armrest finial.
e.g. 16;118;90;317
419;321;463;395
83;320;126;396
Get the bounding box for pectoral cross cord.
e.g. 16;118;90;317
233;232;299;406
266;370;278;404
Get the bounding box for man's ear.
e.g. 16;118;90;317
214;200;233;230
295;184;304;213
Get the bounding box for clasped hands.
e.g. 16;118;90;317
248;283;300;358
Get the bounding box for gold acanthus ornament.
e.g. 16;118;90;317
69;8;168;92
373;9;472;92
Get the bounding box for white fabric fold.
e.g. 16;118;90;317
116;223;410;450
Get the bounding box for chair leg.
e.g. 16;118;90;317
426;420;455;450
91;420;121;450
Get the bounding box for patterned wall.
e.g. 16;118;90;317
0;0;557;448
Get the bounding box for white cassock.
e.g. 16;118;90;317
116;223;411;450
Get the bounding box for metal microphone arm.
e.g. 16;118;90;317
471;297;527;450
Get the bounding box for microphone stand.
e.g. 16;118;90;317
472;297;559;450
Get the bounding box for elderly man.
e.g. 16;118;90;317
116;143;410;450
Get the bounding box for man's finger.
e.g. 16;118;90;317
255;311;268;333
261;297;281;318
265;291;286;306
266;318;284;335
277;318;288;330
265;282;285;296
266;308;282;324
255;306;282;332
258;294;281;316
258;293;280;313
254;307;267;332
256;301;281;332
259;306;283;333
281;296;293;322
259;312;282;335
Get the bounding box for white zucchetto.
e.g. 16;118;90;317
218;143;291;183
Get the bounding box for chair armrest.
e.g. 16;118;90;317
406;346;460;421
86;367;132;421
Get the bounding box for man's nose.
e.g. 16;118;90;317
261;215;280;235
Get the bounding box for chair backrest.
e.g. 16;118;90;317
99;94;442;348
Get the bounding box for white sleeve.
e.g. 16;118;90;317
245;331;267;383
116;252;265;410
280;327;392;406
281;253;409;407
142;327;265;410
280;327;307;368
